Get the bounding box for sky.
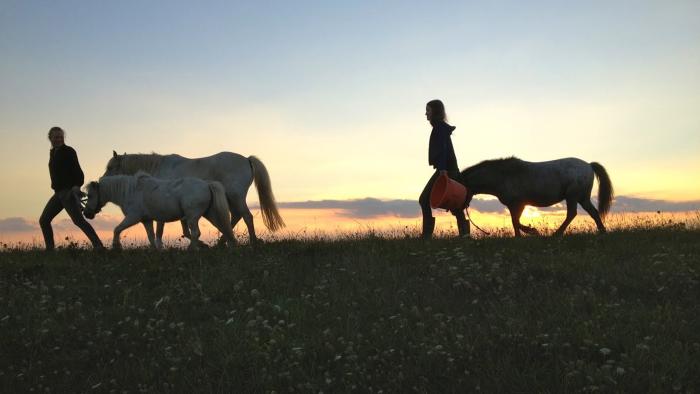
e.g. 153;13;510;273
1;1;699;243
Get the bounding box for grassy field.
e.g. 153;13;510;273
1;227;699;393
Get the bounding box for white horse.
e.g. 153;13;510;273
104;151;284;245
459;157;614;237
83;172;235;249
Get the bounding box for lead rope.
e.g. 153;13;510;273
465;207;490;235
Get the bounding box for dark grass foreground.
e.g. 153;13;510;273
1;228;699;393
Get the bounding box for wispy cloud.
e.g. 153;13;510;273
277;198;419;218
0;217;38;232
275;198;511;217
53;215;124;232
0;215;124;235
2;196;698;237
613;196;700;213
268;195;700;218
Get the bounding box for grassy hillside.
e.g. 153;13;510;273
1;228;699;392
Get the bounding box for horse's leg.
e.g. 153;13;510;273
112;215;141;249
180;218;206;247
228;198;243;229
554;198;578;236
155;222;165;249
186;217;202;250
217;223;236;248
180;219;192;239
507;204;539;235
580;199;606;233
142;220;158;249
241;207;256;244
229;195;256;244
520;225;540;236
218;217;237;248
508;204;525;237
226;211;241;246
214;197;241;247
203;210;237;247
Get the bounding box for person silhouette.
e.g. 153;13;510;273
418;100;470;238
39;126;104;250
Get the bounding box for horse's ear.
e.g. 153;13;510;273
113;150;118;158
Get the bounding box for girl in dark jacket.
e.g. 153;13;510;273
418;100;470;238
39;127;104;250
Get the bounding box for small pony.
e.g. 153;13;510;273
459;157;614;237
83;171;235;249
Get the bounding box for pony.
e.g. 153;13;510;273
104;151;285;245
83;172;235;249
459;157;614;236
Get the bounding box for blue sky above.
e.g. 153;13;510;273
1;1;699;225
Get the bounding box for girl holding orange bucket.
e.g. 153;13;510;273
418;100;470;238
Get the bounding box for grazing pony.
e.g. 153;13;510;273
104;151;285;244
83;172;235;249
459;157;614;236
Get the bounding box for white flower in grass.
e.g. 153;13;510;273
599;347;611;356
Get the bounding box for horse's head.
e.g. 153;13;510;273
464;190;475;208
104;150;125;176
459;161;496;197
82;181;105;219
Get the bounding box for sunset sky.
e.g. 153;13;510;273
1;1;699;244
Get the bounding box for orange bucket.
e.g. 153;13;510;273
430;173;468;210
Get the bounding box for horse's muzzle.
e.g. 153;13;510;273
83;207;100;220
464;193;474;208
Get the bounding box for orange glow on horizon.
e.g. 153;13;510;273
1;207;697;248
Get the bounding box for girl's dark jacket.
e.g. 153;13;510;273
49;145;85;191
428;120;458;171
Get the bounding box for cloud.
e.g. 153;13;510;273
613;196;700;213
469;199;509;213
0;215;123;235
269;195;700;218
53;214;123;231
274;197;509;217
1;195;698;236
0;217;38;232
277;198;419;218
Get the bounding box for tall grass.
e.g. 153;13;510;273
1;226;699;392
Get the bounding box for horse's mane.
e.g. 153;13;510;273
120;153;164;174
463;156;526;176
98;175;137;204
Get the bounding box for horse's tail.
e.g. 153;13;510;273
207;181;234;239
590;162;614;219
248;156;285;232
